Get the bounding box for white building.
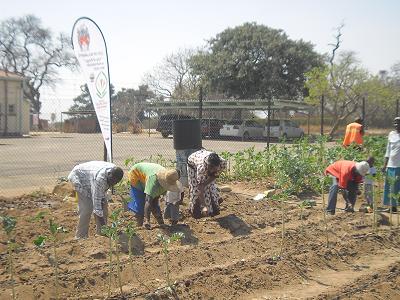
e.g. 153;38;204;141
0;70;30;136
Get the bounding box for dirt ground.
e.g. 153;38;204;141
1;183;400;300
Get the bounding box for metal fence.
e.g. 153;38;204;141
0;95;395;197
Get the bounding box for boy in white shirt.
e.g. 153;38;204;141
164;186;184;225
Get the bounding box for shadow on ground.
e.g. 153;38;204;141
216;214;252;236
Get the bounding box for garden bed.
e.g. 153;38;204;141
1;184;399;299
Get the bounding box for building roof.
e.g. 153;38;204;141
147;98;312;111
0;70;24;80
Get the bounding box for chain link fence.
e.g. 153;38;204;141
0;86;396;196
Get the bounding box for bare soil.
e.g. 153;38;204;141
1;184;399;300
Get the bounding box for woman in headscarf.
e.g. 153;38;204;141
187;149;226;218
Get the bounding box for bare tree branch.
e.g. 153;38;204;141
0;15;76;114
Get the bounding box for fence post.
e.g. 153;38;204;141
362;96;366;124
199;86;203;120
148;111;151;137
320;95;324;136
307;110;310;136
266;99;271;150
397;99;399;117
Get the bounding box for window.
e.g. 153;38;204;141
268;120;280;127
8;104;15;114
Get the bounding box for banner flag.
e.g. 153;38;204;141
72;17;112;162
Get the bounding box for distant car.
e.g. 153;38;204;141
263;119;304;140
156;114;194;138
201;119;226;138
219;120;265;140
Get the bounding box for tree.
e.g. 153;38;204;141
0;15;76;115
113;85;156;124
305;51;371;136
69;84;116;113
305;24;397;136
189;22;323;99
69;84;94;112
143;48;200;99
361;75;398;127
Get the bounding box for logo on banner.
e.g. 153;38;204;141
77;25;90;51
95;71;108;98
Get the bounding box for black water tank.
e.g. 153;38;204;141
173;119;202;150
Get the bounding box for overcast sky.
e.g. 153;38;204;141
2;0;400;120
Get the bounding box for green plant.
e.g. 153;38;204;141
372;171;385;233
1;215;17;300
279;193;288;256
33;219;67;300
123;221;150;291
299;200;315;233
149;154;176;168
157;232;185;292
124;221;137;279
271;192;288;257
318;137;329;248
219;151;233;180
101;208;124;297
28;210;48;222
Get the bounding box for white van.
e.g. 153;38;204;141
220;120;265;140
263;120;304;140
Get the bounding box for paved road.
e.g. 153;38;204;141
0;132;268;196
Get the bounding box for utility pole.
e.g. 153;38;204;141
320;95;324;136
266;99;271;150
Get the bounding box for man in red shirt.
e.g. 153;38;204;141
325;160;370;215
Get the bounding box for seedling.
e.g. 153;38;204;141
271;191;289;257
279;193;288;256
319;138;329;248
101;208;124;297
124;221;137;280
123;221;150;291
33;219;67;300
28;210;48;222
299;200;315;233
157;232;185;292
372;172;384;233
1;215;17;300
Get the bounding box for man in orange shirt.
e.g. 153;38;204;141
325;160;370;215
343;117;364;147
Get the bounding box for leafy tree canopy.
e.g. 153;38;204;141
190;22;323;99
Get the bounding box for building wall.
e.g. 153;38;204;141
21;100;30;135
0;78;27;135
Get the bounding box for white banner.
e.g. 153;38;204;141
72;17;112;162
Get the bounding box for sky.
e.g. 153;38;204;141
2;0;400;120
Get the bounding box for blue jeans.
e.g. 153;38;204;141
326;177;357;213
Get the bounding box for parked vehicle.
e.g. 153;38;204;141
263;119;304;140
219;120;265;140
201;119;226;138
156;114;194;138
